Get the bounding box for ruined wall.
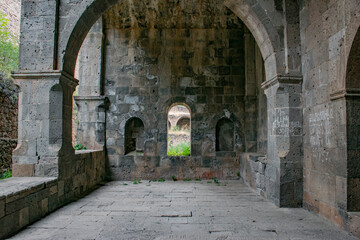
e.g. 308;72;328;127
300;0;360;236
0;79;18;174
103;0;254;180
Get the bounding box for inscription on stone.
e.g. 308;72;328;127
309;109;334;162
272;109;301;136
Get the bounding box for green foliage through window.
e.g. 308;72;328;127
0;11;19;78
168;142;191;156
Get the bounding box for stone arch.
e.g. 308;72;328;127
345;26;360;212
224;0;282;80
62;0;280;81
346;27;360;90
163;99;195;116
119;113;149;135
177;117;191;131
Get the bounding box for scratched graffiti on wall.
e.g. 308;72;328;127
272;109;301;136
309;109;334;162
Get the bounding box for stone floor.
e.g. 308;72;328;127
9;181;358;240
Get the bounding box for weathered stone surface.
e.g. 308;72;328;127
5;0;360;238
8;181;360;240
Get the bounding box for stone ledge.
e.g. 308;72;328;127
75;150;103;155
0;177;57;202
0;149;105;238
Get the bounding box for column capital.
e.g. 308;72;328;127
330;88;360;101
262;74;302;90
12;70;79;88
74;95;107;102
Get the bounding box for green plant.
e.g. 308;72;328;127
123;183;128;186
237;172;240;177
0;12;19;78
172;126;180;131
183;178;192;181
133;179;142;184
168;142;190;156
212;177;219;184
0;169;12;180
195;178;201;181
74;143;87;150
152;177;165;182
207;181;212;184
171;176;177;181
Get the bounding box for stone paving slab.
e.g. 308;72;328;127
8;181;359;240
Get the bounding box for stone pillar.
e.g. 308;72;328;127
74;18;106;150
11;71;78;177
74;96;107;150
262;75;303;207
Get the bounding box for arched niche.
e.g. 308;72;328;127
216;118;234;152
125;117;145;156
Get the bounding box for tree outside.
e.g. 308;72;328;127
0;11;19;78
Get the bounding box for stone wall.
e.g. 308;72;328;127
240;153;267;196
300;0;360;236
0;79;18;174
0;150;106;239
101;0;264;180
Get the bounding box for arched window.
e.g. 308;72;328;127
125;118;145;155
216;118;234;152
168;105;191;156
177;117;190;131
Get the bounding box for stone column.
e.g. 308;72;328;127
12;71;78;177
262;75;303;207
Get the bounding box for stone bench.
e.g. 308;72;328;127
0;177;57;238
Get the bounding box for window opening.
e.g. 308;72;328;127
168;105;191;156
